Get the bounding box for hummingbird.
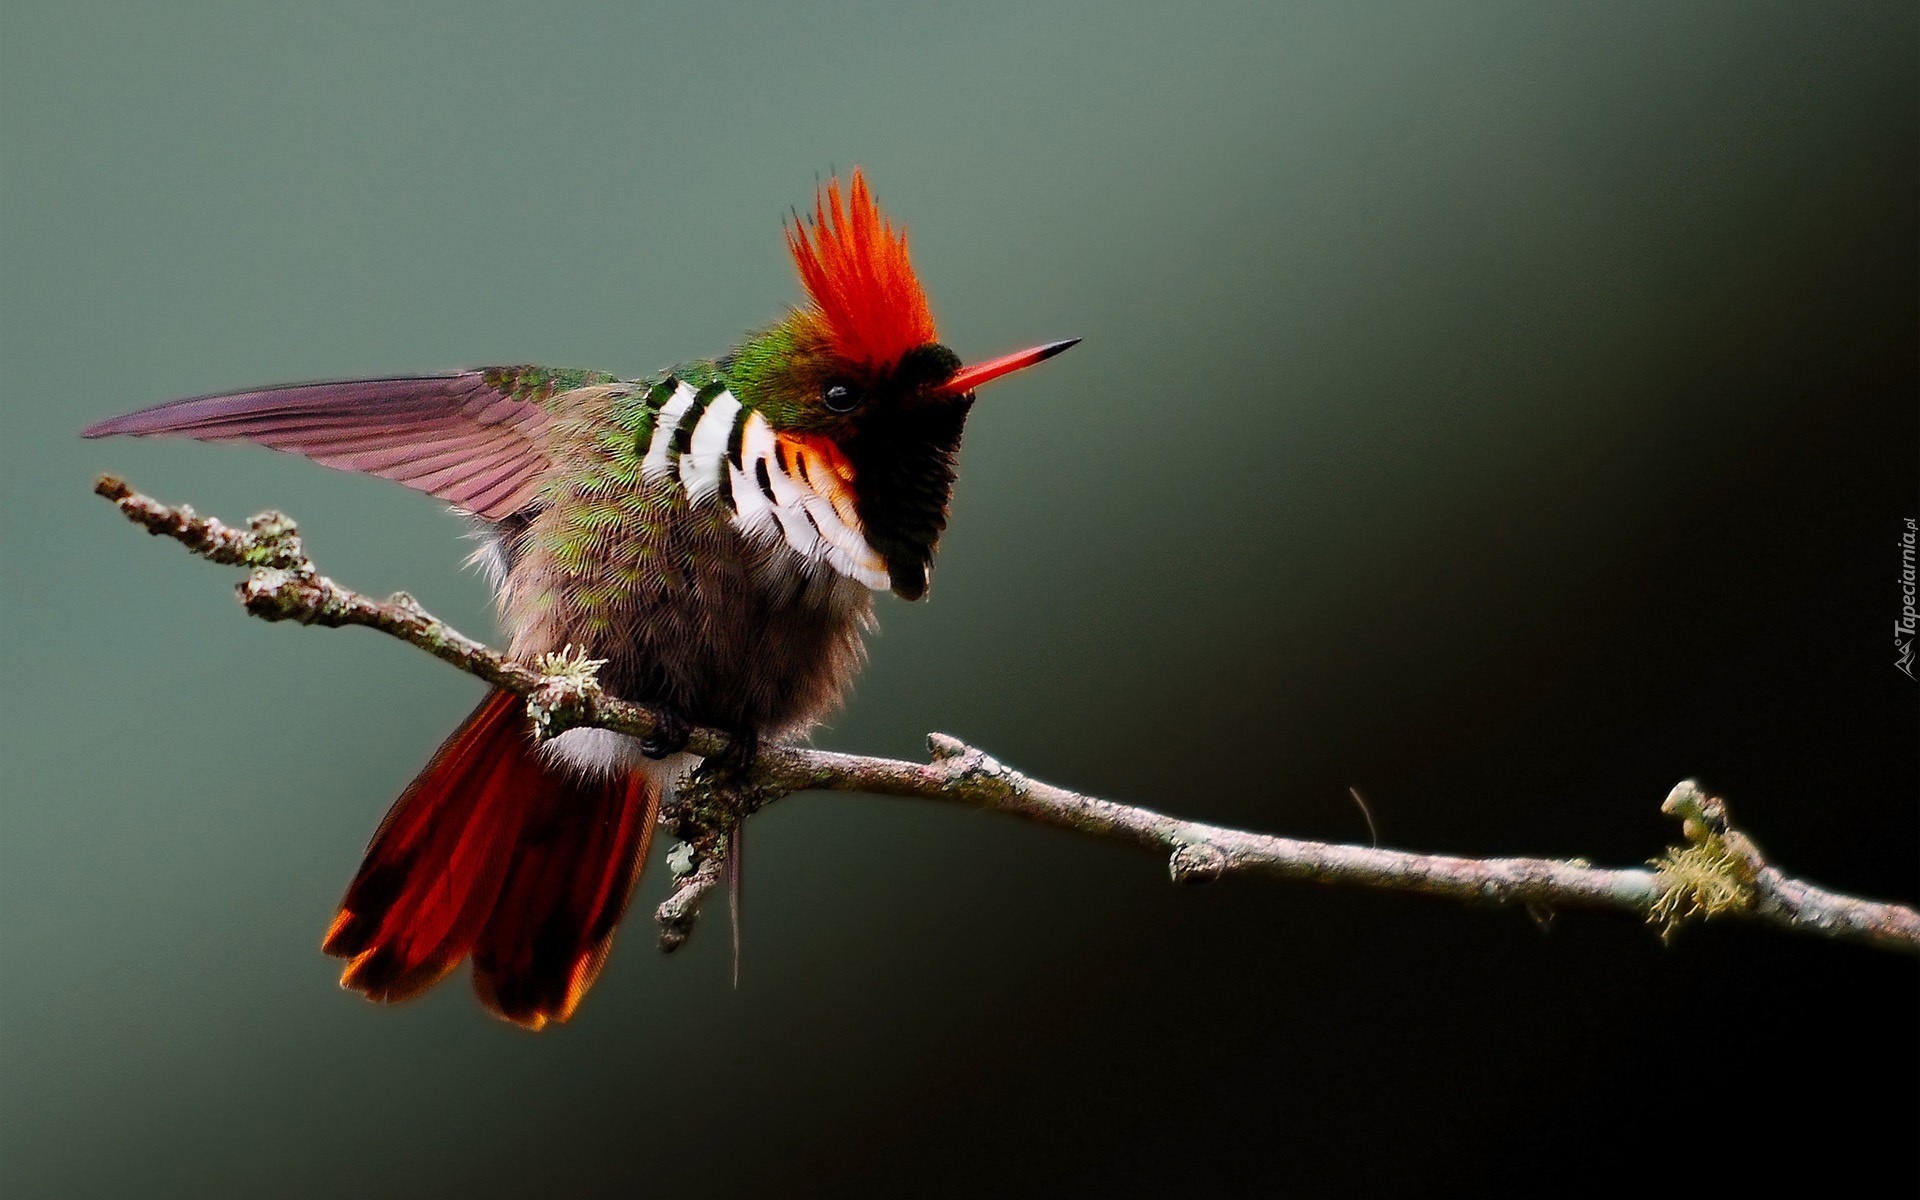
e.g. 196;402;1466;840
83;170;1077;1030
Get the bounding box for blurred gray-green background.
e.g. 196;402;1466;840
3;2;1914;1195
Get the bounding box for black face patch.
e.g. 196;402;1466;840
841;345;972;600
894;343;964;392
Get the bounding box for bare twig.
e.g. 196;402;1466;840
95;477;1920;957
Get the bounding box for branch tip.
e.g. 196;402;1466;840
655;836;728;953
926;732;969;761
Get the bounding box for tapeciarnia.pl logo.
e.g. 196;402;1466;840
1898;517;1917;679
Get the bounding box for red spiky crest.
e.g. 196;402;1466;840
786;169;937;369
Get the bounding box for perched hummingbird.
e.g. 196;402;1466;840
84;171;1076;1029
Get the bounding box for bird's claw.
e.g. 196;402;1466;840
702;727;760;783
640;708;691;760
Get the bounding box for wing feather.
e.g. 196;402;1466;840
82;367;613;520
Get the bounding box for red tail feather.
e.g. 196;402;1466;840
472;770;658;1029
322;690;659;1028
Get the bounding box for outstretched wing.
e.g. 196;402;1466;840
82;366;616;520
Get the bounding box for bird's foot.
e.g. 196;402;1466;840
700;726;761;784
640;707;691;760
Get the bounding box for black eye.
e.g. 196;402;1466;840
823;381;862;414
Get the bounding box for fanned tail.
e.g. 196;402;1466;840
321;691;538;1002
471;769;659;1030
322;689;659;1029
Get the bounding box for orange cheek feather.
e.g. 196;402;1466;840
776;433;863;527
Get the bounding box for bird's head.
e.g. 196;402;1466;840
726;170;1075;598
